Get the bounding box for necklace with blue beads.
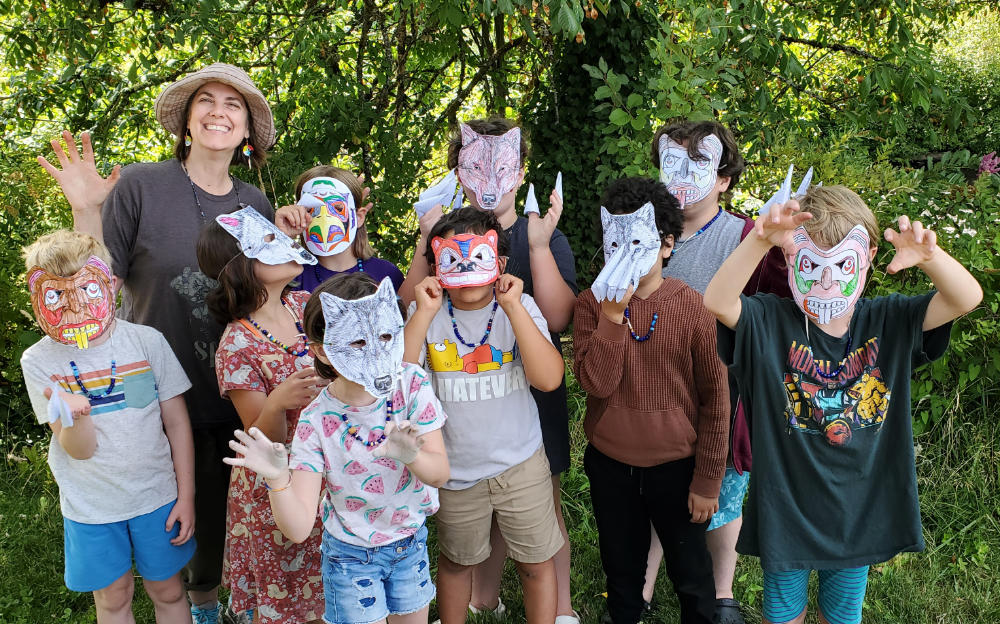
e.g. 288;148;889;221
245;297;309;357
671;207;723;256
339;397;395;448
446;291;499;348
804;317;853;380
69;360;117;399
623;307;658;342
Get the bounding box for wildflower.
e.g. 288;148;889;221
979;152;1000;175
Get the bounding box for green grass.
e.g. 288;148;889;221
2;369;998;623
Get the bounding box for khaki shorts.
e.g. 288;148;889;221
436;446;564;566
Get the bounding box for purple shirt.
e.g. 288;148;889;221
295;256;404;293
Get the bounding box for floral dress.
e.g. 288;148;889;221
215;290;323;623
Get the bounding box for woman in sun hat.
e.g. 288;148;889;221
38;62;288;624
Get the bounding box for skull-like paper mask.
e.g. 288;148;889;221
27;255;115;349
298;177;358;256
431;230;499;289
787;225;871;324
320;277;405;398
457;124;521;210
591;203;662;303
658;134;723;208
216;206;317;266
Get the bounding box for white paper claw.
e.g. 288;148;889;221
759;165;817;215
554;171;563;201
414;169;461;217
524;183;540;215
46;385;75;428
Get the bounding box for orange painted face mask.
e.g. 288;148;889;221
27;256;115;349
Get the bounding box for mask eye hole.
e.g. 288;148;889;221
84;282;102;299
631;239;641;246
799;257;813;273
349;339;366;349
44;289;61;306
263;233;276;243
838;257;855;274
379;333;392;342
610;241;618;250
438;248;460;270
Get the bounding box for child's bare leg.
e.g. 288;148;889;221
516;558;556;624
142;574;188;623
642;524;663;603
389;605;430;624
551;475;574;617
93;571;136;624
438;554;473;624
470;516;506;610
707;518;741;599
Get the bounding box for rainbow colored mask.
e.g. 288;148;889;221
27;256;115;349
658;134;723;208
431;230;499;289
457;124;521;210
788;225;871;324
298;177;358;256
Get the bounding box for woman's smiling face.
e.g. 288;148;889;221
186;81;249;153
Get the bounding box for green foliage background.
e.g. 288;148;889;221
1;0;998;621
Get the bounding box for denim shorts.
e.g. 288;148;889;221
763;567;869;624
63;499;195;592
321;524;434;624
708;467;750;531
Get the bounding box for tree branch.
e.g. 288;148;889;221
779;35;882;62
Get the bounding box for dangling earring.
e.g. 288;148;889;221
242;138;254;169
184;130;192;147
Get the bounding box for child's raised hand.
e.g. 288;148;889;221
373;420;424;464
165;496;195;545
688;491;719;524
754;199;812;248
269;367;325;410
885;215;938;274
224;427;290;481
526;188;563;251
496;274;524;310
37;131;121;212
414;276;444;314
275;204;311;237
418;204;444;239
599;285;634;324
43;386;91;426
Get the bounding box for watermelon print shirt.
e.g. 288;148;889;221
288;363;446;548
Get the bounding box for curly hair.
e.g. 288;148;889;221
600;177;683;268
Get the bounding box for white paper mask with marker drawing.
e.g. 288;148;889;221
320;277;405;398
591;202;662;303
298;177;357;256
659;134;723;208
457;124;521;210
216;206;317;266
787;225;871;324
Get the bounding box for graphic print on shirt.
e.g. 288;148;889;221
782;336;890;446
50;361;158;415
425;339;526;402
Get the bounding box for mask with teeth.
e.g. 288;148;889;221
27;256;116;349
298;177;358;256
456;124;521;210
320;277;405;398
787;225;871;324
658;134;723;208
431;230;499;289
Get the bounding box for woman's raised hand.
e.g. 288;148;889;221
38;131;121;213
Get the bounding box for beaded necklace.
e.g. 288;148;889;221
70;359;117;400
623;307;658;342
803;317;853;380
245;297;309;357
339;398;395;448
671;207;723;256
180;162;243;222
446;291;499;348
313;257;363;284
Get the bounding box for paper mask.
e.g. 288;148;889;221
216;206;317;266
27;255;115;349
457;124;521;210
431;230;499;289
320;277;404;398
759;165;816;215
659;134;723;207
298;177;357;256
592;203;661;303
524;171;563;216
788;225;871;324
414;169;463;217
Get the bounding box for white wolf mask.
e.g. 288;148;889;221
319;277;404;398
216;206;317;266
591;202;661;303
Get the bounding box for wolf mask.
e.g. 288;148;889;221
591;203;662;303
319;277;405;398
216;206;317;266
457;124;521;210
297;177;358;256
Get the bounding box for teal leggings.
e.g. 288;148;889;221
762;566;869;624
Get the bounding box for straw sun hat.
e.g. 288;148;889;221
154;63;276;149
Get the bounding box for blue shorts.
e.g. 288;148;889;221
708;467;750;531
762;567;869;624
63;499;195;592
321;524;434;624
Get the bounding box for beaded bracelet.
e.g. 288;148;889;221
264;473;292;493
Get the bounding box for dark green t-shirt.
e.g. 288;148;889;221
718;292;951;571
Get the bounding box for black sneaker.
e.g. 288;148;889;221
713;598;746;624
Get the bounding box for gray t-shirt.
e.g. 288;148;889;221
20;320;192;523
662;210;745;294
102;159;272;428
411;294;550;490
